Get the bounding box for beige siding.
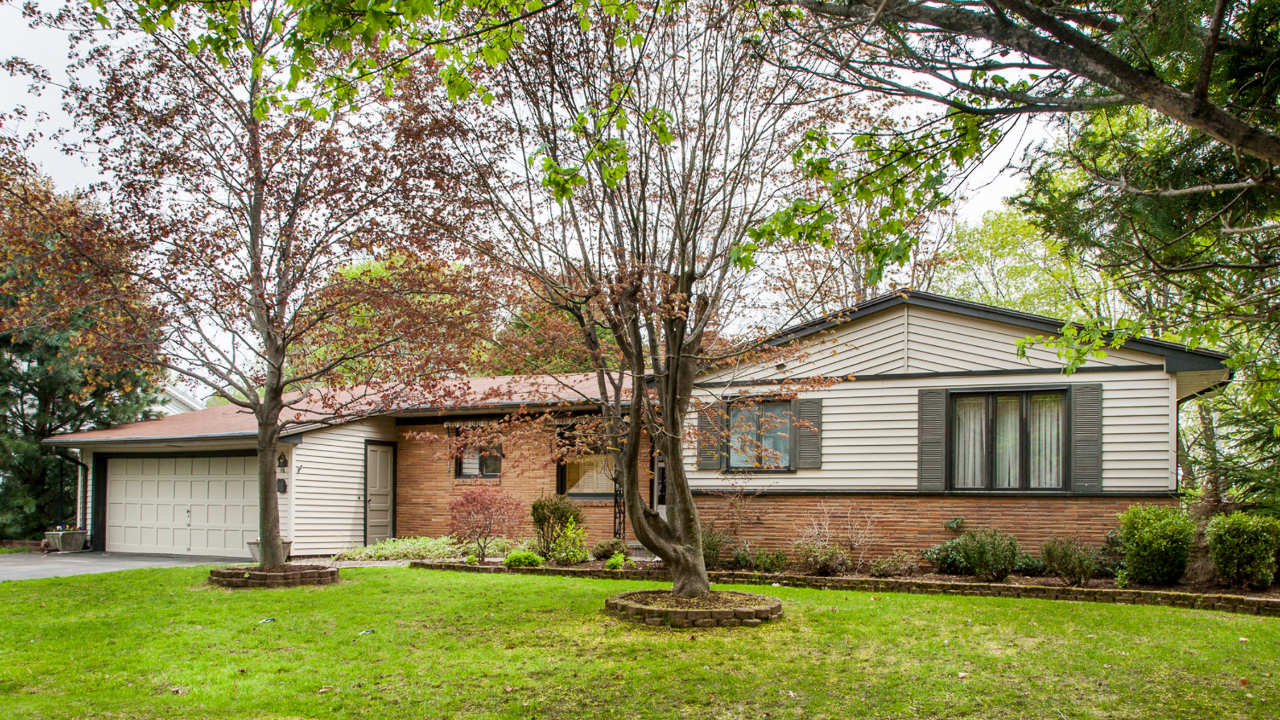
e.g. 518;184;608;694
290;418;397;555
703;305;1164;384
685;370;1176;493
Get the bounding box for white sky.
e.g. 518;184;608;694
0;1;1035;219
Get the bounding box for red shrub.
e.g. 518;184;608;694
448;488;523;561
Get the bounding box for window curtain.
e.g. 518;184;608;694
1029;394;1063;488
994;396;1020;488
953;396;986;488
728;405;758;468
760;402;791;469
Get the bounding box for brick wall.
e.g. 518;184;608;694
395;423;649;546
397;421;1170;554
690;493;1176;556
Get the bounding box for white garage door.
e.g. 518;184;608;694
106;455;258;557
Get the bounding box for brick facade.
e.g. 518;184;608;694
396;421;1173;554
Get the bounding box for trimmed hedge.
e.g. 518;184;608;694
1117;505;1194;585
1206;513;1280;589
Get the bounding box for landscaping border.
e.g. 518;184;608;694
608;590;783;627
408;561;1280;617
209;566;339;588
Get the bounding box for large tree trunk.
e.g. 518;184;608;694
255;393;286;568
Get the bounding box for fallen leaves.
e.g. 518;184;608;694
957;673;969;679
503;686;514;693
318;685;336;694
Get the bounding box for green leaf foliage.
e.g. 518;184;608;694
1117;505;1195;585
1205;513;1280;589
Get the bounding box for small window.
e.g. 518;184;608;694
454;429;502;479
950;391;1065;490
564;454;614;495
727;400;793;471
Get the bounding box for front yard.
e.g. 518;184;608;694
1;567;1277;719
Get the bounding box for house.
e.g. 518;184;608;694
45;291;1230;559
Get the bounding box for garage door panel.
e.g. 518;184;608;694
106;456;255;558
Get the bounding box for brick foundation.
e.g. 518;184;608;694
691;493;1177;555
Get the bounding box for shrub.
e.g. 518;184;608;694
531;494;585;556
753;548;789;573
592;537;627;561
605;551;634;571
448;488;523;562
955;528;1020;582
868;550;918;577
1206;513;1280;589
1117;505;1195;585
1097;529;1126;578
700;521;730;570
793;542;850;576
464;554;478;565
922;538;970;575
546;519;589;565
1014;552;1046;577
503;550;544;568
333;535;462;561
731;546;753;570
1040;536;1099;587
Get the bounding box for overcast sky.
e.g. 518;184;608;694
1;1;1035;223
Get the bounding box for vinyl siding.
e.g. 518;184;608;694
703;305;1163;384
290;418;397;555
684;370;1176;493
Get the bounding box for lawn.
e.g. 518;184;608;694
1;567;1277;719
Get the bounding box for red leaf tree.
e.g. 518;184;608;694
448;488;523;562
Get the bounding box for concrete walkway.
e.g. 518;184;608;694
0;550;242;582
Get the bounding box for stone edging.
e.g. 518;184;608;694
607;590;782;628
407;561;1280;617
209;566;339;588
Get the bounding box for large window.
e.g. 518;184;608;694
728;401;793;471
950;391;1065;490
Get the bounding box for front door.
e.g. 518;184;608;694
652;454;667;522
364;443;395;545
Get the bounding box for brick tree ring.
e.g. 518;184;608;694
605;590;783;628
207;565;339;588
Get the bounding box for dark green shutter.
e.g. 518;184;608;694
697;403;725;470
795;398;822;469
917;389;946;491
1071;384;1102;492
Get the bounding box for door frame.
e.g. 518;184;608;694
363;440;397;546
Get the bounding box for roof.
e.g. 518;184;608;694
44;373;612;447
766;290;1231;373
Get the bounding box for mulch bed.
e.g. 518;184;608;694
209;564;338;589
607;589;782;628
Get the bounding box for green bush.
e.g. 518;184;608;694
502;550;544;568
531;495;585;556
922;538;969;575
546;519;589;565
1097;529;1126;578
955;528;1020;582
1040;536;1099;587
868;550;918;577
591;537;627;561
605;551;634;571
464;554;478;565
1206;513;1280;589
700;521;730;570
731;546;752;570
793;542;850;576
333;535;462;561
1117;505;1195;585
752;548;789;573
1014;552;1046;577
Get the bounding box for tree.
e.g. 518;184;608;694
445;7;877;597
448;488;523;561
10;2;491;566
0;175;161;540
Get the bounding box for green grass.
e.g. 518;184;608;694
2;567;1278;719
0;547;32;554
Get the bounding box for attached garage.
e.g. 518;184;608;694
105;454;258;558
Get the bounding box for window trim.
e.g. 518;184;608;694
945;385;1072;492
724;398;799;474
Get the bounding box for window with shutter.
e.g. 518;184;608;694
696;403;724;470
795;398;823;469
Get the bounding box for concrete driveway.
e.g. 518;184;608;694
0;550;242;582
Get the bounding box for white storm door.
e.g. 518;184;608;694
364;443;394;545
105;455;257;558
